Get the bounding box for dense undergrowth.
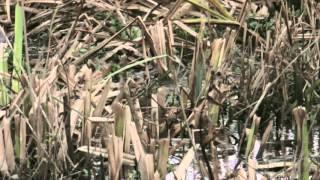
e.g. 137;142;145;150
0;0;320;179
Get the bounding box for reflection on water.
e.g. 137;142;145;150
219;153;238;178
219;122;320;178
166;121;320;179
312;127;320;156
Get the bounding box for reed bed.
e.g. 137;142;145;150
0;0;320;179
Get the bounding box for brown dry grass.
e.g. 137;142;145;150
0;0;320;179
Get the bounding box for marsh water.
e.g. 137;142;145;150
165;120;320;179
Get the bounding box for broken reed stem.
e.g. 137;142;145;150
292;106;310;180
172;69;208;178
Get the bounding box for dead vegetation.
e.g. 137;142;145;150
0;0;320;179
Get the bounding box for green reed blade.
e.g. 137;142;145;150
12;3;24;93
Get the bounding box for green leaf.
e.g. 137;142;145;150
245;119;256;158
103;55;167;84
0;46;10;105
12;3;24;93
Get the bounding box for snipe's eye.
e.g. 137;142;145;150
216;71;222;76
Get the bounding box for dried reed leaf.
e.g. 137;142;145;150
123;105;132;153
210;38;224;70
3;117;15;171
157;138;169;178
107;136;123;179
134;99;144;129
82;118;91;146
180;18;239;24
129;122;145;161
24;0;63;4
47;101;57;127
19;117;26;162
292;106;306;149
70;99;83;136
83;90;92;119
248;158;257;180
57;130;68;168
171;2;193;19
0;125;8;174
139;154;154;180
206;38;224;126
174;145;199;180
129;121;157;179
88;117;113;123
173;21;198;37
257;120;273;157
0;111;8;174
149;21;168;73
5;0;11;23
112;102;126;137
257;161;294;169
92;81;110;117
